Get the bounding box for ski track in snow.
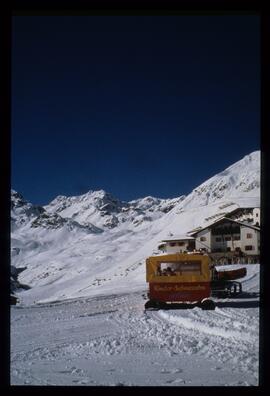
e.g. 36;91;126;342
11;274;259;386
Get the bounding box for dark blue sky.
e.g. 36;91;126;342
12;15;260;205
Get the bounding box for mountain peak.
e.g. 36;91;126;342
180;151;260;209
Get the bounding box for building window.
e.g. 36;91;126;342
158;244;165;250
215;237;222;242
200;237;206;241
169;242;176;247
225;236;231;241
246;233;253;239
233;235;240;241
245;245;254;251
177;242;185;246
212;224;240;236
256;213;258;217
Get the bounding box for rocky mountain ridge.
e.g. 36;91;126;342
44;190;186;230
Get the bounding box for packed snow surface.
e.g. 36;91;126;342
11;264;260;386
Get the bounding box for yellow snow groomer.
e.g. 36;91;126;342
145;253;215;310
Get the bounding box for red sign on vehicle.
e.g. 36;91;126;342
149;282;210;302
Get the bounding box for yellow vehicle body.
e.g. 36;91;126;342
146;253;211;304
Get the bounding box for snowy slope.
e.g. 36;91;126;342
11;151;260;304
179;151;260;208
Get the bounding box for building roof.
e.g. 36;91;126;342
189;217;260;236
225;207;260;217
161;234;195;242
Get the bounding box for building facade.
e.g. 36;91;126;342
158;236;195;254
157;208;260;261
190;218;260;256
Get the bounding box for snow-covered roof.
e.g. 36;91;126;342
226;207;260;215
189;217;260;235
161;234;195;242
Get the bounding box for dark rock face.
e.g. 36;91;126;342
10;266;30;293
31;212;67;229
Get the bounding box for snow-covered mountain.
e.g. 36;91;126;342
11;190;45;232
11;151;260;305
176;151;260;210
44;190;185;229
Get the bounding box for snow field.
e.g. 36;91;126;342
11;264;259;386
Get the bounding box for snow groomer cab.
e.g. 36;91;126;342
145;253;215;310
